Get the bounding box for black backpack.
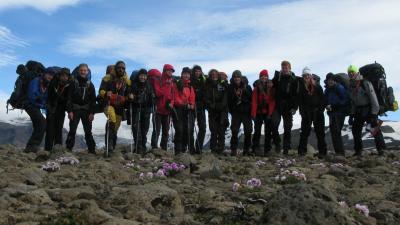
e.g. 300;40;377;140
359;62;397;114
7;61;44;111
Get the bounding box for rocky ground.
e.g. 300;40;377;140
0;144;399;225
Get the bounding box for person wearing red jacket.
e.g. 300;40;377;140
251;69;281;156
172;67;196;155
153;64;176;150
148;69;163;149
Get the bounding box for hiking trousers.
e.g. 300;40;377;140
298;109;327;155
66;109;95;152
45;107;66;151
25;106;46;149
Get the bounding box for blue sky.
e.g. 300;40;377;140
0;0;400;120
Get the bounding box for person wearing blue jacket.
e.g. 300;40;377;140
24;68;54;153
324;73;349;156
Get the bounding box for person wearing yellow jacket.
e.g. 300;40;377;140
98;61;131;156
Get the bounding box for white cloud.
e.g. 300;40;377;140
61;0;400;102
0;26;27;67
0;0;81;13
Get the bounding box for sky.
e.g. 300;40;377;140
0;0;399;120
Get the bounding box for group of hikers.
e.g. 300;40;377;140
7;59;396;158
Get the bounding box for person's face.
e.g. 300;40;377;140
182;72;190;80
59;74;69;82
303;74;312;82
234;76;241;85
327;79;335;87
349;71;358;80
138;74;147;83
165;69;173;77
79;66;89;78
194;69;202;78
281;64;291;75
260;75;268;83
116;63;125;77
211;72;218;81
43;73;53;82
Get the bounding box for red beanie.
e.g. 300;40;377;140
148;69;161;78
163;64;175;72
259;69;269;78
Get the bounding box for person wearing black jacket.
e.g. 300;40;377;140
45;68;71;151
65;63;96;153
191;65;207;154
128;69;155;154
297;67;327;158
204;69;229;154
227;70;252;156
272;60;299;155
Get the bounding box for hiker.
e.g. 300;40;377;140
297;67;327;158
227;70;252;156
148;69;163;149
153;64;176;150
348;65;386;156
273;60;299;155
172;67;196;155
128;69;155;154
45;68;71;151
191;65;207;154
251;69;281;156
24;67;54;153
324;73;349;156
99;61;131;155
204;69;229;154
65;63;96;154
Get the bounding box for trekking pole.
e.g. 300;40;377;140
135;104;141;154
130;103;133;154
106;102;110;158
152;104;158;147
187;110;191;153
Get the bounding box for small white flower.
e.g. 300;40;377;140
355;204;369;217
232;182;241;192
139;173;145;180
146;172;154;179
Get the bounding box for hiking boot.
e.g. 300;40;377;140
352;151;362;157
275;144;281;153
88;149;96;154
283;149;289;155
377;149;384;156
231;149;238;157
24;145;39;153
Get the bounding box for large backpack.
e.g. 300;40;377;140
359;62;397;114
7;61;44;111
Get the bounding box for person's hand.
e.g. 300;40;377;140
128;93;134;100
88;113;94;122
68;112;74;121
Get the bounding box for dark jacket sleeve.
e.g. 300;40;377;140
89;83;96;114
66;81;75;113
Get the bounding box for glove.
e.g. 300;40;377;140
68;112;74;121
88;113;94;122
369;114;378;126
